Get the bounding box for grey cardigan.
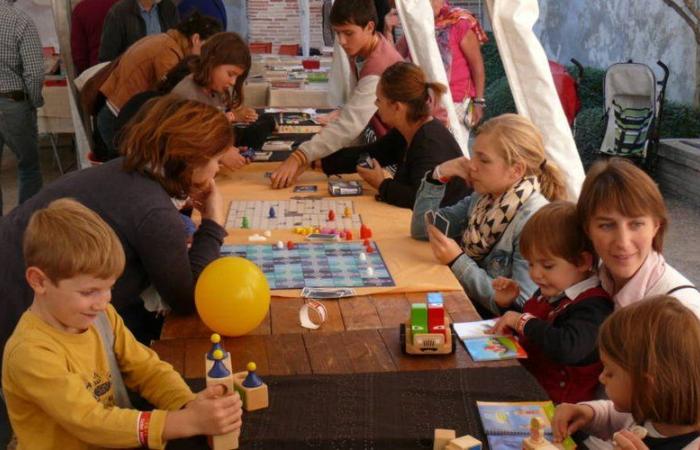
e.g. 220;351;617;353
98;0;179;62
411;175;548;315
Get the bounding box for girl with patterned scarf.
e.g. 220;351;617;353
410;114;568;316
389;0;487;135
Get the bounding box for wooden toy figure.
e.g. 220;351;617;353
206;350;239;450
233;362;269;411
206;333;232;374
433;429;456;450
522;417;558;449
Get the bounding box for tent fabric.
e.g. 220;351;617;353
485;0;585;200
394;0;469;154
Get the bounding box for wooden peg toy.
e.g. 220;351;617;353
522;417;558;449
233;362;269;411
445;435;481;450
206;349;239;450
433;428;456;450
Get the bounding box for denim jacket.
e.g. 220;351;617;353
411;176;549;315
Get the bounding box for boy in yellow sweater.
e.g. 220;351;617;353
1;199;242;449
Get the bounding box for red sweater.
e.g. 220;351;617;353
519;283;613;404
71;0;120;74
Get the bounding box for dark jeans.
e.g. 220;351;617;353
0;98;42;215
95;103;119;160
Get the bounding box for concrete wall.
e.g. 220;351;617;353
533;0;696;104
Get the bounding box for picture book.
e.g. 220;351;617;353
452;319;527;362
476;401;576;449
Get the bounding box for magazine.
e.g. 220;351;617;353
452;319;527;362
476;401;576;449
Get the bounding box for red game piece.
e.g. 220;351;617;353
363;239;370;247
345;230;353;240
366;245;374;253
360;224;372;239
328;210;335;221
339;231;346;239
287;240;295;250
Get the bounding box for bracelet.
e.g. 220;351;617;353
516;313;535;335
433;165;449;184
137;411;151;447
473;97;486;105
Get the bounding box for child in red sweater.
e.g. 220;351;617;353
491;201;613;404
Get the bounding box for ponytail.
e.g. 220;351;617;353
538;159;567;202
379;61;445;123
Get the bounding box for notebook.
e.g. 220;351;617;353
452;319;527;362
476;401;576;449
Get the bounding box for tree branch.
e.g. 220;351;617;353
663;0;700;42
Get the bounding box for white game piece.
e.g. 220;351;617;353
248;233;267;242
276;240;284;249
263;230;272;237
366;266;374;276
358;252;367;262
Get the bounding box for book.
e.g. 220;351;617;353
262;140;295;151
452;319;527;362
476;400;576;449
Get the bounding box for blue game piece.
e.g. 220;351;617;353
206;333;227;360
240;146;255;159
207;350;231;378
269;207;276;219
242;362;263;388
427;292;444;305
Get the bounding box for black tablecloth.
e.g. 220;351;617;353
170;365;548;450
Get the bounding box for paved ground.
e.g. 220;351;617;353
2;142;699;284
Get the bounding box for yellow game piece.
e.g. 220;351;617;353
344;207;352;218
247;362;257;372
212;349;224;360
211;333;221;344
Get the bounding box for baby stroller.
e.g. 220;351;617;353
598;60;670;171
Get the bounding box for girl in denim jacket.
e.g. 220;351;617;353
411;114;567;316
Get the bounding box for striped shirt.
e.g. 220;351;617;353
0;0;44;108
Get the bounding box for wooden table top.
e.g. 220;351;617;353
152;290;516;380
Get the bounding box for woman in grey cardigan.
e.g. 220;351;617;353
411;114;568;316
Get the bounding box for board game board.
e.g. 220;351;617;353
221;241;394;289
225;199;363;230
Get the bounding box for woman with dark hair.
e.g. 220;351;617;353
322;61;468;208
0;97;234;352
96;13;222;158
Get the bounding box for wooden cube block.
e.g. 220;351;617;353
433;428;457;450
233;371;269;411
446;434;482;450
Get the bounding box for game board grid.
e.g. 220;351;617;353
225;199;364;230
220;242;395;289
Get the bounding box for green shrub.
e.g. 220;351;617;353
484;76;515;120
573;106;605;169
659;102;700;138
569;66;605;111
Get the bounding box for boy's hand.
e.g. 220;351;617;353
490;311;520;335
315;110;340;125
492;277;520;309
187;385;243;436
356;159;385;189
552;403;594;443
234;106;258;123
612;429;649;450
271;156;305;189
426;224;462;265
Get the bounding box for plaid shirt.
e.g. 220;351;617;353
0;0;44;108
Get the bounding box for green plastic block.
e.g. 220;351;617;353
411;303;428;334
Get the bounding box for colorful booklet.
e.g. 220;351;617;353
476;401;576;449
452;319;527;362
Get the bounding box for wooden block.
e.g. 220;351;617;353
445;434;481;450
206;365;239;449
433;428;456;450
233;371;269;411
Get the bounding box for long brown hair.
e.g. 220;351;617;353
599;296;700;426
477;114;567;201
577;157;668;252
120;96;233;199
191;32;251;109
379;62;446;123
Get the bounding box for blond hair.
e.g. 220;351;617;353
520;201;592;266
577;157;668;253
599;296;700;426
477;114;567;201
23;199;126;283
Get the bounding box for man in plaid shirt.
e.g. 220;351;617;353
0;0;44;216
